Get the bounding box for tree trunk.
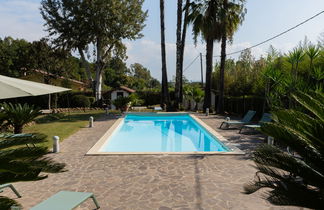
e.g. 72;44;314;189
203;38;213;111
175;0;183;110
217;33;227;114
217;0;228;114
179;0;190;103
95;37;103;101
160;0;170;108
78;47;96;96
78;47;93;82
14;126;23;134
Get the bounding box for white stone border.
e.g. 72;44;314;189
86;112;244;155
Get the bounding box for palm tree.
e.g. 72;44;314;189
217;0;246;114
306;45;320;71
183;84;204;110
287;47;304;80
0;133;66;209
179;0;191;104
244;91;324;209
175;0;191;110
160;0;170;109
1;103;41;134
192;85;205;110
187;0;222;111
286;48;304;108
175;0;183;110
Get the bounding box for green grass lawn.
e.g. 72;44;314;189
25;110;104;148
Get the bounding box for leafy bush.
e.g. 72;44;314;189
1;103;41;133
0;111;7;132
61;78;72;88
136;90;161;106
184;85;204;111
112;96;131;111
244;91;324;209
88;97;96;106
71;95;90;107
129;93;144;106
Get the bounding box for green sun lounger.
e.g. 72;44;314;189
239;113;272;133
30;191;100;210
219;110;256;129
0;183;21;198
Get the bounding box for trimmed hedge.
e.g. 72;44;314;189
136;90;175;106
71;95;90;108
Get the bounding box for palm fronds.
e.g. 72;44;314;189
1;103;41;133
244;91;324;209
0;133;66;208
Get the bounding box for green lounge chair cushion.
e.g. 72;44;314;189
30;191;95;210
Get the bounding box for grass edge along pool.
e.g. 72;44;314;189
87;113;244;155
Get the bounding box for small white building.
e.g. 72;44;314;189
110;86;136;110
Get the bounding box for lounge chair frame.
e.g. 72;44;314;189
0;183;22;198
239;113;272;134
220;110;256;129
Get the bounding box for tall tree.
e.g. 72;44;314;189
175;0;183;109
0;37;32;77
187;0;222;111
179;0;191;103
175;0;191;110
217;0;246;114
160;0;170;108
41;0;147;100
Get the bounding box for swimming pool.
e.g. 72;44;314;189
87;113;243;154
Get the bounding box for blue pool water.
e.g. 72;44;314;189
100;114;229;152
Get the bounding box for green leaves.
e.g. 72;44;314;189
0;133;66;207
306;45;320;62
186;0;246;43
41;0;148;99
112;96;132;111
1;103;41;133
244;91;324;208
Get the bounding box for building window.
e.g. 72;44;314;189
117;92;124;98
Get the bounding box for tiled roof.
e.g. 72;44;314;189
119;86;136;93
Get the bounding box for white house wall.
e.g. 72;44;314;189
111;90;130;110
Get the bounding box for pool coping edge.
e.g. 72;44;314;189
86;113;244;155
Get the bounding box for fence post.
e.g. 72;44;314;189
89;116;94;127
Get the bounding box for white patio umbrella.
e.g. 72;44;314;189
0;75;71;110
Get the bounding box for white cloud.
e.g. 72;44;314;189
0;0;46;41
126;39;205;81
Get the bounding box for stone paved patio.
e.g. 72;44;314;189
2;114;301;209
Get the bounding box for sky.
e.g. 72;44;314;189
0;0;324;82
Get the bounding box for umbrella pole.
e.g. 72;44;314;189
48;94;51;111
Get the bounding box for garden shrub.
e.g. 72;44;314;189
129;93;144;106
71;95;90;107
112;96;131;111
88;97;96;106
